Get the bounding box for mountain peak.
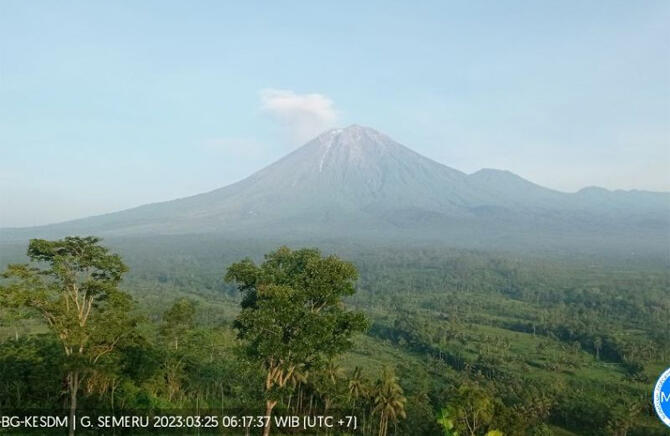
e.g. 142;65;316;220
317;124;385;144
1;124;667;260
307;125;398;173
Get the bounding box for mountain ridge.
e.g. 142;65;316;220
1;125;668;257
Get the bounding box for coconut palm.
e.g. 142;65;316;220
317;361;344;412
345;366;373;433
348;366;367;406
323;360;343;384
372;366;407;436
283;364;307;413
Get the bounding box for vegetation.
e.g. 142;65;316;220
1;237;139;436
225;247;368;435
0;236;668;435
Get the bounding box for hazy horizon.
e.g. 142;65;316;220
2;123;670;230
1;1;669;227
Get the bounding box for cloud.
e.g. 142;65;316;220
259;88;339;143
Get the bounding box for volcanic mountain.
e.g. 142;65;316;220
2;125;669;255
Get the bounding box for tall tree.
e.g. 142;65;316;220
593;336;602;361
442;383;499;436
225;246;368;436
159;298;196;351
158;298;197;404
347;366;367;409
1;236;138;436
372;366;407;436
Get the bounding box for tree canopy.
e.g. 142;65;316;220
226;246;368;435
1;236;138;436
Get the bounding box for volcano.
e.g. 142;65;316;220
2;125;668;255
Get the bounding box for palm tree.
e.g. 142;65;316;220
323;360;343;385
347;366;367;407
372;366;407;436
312;360;344;412
593;336;603;361
283;364;307;413
347;366;373;433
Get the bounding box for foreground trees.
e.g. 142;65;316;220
226;246;368;436
1;238;666;435
1;237;138;436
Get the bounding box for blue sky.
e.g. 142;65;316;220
1;1;668;227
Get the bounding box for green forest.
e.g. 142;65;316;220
0;235;668;435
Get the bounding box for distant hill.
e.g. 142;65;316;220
2;125;668;257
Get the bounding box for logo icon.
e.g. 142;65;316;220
654;367;670;428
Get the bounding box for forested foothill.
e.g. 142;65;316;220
0;235;668;435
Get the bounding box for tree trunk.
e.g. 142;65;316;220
15;382;21;407
68;371;80;436
221;383;230;415
262;399;277;436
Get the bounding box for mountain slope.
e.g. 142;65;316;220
2;125;668;256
